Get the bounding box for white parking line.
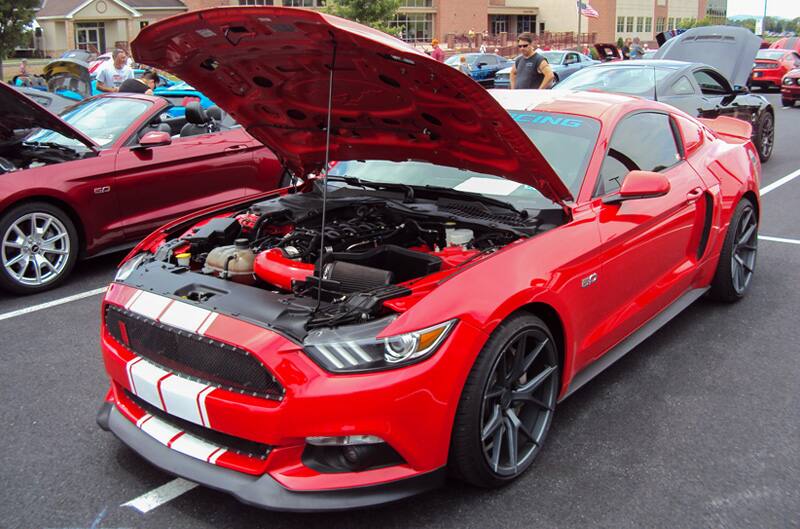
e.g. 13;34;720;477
759;235;800;245
0;286;107;322
121;478;198;513
761;168;800;195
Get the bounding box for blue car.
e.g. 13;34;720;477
154;81;216;117
445;53;513;87
494;50;599;89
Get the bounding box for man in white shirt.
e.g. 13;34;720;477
96;49;134;92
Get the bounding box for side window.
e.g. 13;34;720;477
596;113;682;196
565;53;578;64
793;53;800;68
671;76;695;96
480;55;496;66
693;69;729;95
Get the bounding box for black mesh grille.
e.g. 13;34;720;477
105;304;283;400
438;202;530;227
125;390;272;459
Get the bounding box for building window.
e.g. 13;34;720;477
616;16;625;33
75;22;105;54
636;17;644;32
239;0;273;4
401;0;432;6
668;17;674;29
139;21;149;29
284;0;324;6
655;17;665;33
626;17;634;32
388;12;433;42
490;15;508;34
645;17;652;32
517;15;535;34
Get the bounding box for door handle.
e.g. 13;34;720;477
224;144;248;152
686;187;703;203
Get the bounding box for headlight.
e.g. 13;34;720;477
303;317;456;373
784;77;795;85
114;253;147;282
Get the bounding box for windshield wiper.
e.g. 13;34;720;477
420;184;525;217
325;175;415;202
23;141;80;154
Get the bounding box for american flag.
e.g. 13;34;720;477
577;1;600;18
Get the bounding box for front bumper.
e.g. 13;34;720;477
781;83;800;100
98;283;487;509
750;71;783;87
97;402;445;512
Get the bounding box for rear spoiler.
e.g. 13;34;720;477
698;116;752;145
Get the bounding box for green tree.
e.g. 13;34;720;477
0;0;37;80
323;0;402;37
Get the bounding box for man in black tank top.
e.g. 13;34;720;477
510;33;554;89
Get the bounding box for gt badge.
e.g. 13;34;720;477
581;272;598;288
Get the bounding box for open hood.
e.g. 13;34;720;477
0;82;97;150
131;7;572;205
43;58;93;98
653;25;761;88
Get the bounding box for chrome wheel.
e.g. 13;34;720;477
759;112;774;161
480;329;558;476
2;212;71;287
731;205;757;294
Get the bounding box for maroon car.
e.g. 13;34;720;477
0;83;283;294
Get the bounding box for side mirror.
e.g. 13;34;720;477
732;84;749;94
477;62;487;68
603;170;670;204
136;130;171;149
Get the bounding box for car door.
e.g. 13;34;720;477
589;111;709;360
562;52;580;78
660;74;700;116
114;125;261;241
692;68;758;124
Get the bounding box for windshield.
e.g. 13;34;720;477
541;51;565;64
27;97;149;149
555;65;674;97
756;50;785;61
327;110;599;208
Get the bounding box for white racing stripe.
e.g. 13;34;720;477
761;168;800;196
759;235;800;245
121;478;198;514
0;286;107;322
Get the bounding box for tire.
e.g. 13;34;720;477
782;98;794;108
449;313;559;488
754;111;774;162
708;199;758;302
0;202;79;294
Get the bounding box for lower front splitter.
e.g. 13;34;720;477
98;402;446;512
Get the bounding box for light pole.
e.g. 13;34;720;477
762;0;768;36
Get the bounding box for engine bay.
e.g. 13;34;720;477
0;142;89;173
128;185;565;334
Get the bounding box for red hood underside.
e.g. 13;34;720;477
131;7;572;205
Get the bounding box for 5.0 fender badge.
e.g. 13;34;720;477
581;272;598;288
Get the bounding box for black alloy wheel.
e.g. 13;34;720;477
709;199;758;302
450;314;558;487
756;111;775;162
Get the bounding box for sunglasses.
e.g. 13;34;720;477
518;44;530;48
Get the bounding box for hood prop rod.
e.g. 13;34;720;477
315;36;338;311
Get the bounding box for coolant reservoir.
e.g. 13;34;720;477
445;228;473;247
203;238;255;284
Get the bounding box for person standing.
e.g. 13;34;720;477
630;37;644;60
18;59;29;77
510;33;554;89
96;49;134;92
622;37;632;60
458;55;471;76
430;39;445;62
118;70;159;95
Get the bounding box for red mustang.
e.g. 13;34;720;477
750;48;800;90
0;84;282;293
97;8;761;511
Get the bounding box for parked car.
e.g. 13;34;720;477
594;43;623;62
555;26;775;162
770;37;800;54
781;68;800;106
0;84;283;294
153;80;216;117
444;53;513;86
13;85;75;114
97;7;761;512
42;57;95;101
750;48;800;90
494;50;599;88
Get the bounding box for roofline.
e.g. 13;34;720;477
135;6;188;10
65;0;141;18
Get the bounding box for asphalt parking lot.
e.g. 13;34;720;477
2;92;799;529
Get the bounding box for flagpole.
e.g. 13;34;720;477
577;2;581;49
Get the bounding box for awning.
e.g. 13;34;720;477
488;7;539;15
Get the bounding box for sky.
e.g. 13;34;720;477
727;0;800;18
